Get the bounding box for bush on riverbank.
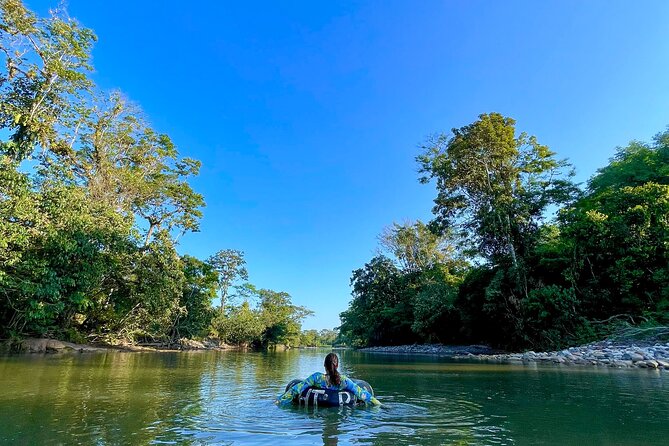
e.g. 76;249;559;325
339;114;669;351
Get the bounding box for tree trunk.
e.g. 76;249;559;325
219;288;227;313
144;223;156;247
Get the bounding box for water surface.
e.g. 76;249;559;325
0;348;667;445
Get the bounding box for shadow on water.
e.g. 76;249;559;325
0;352;211;445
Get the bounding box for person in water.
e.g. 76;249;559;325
276;352;381;406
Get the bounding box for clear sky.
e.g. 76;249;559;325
29;0;669;329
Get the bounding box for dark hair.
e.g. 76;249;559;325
324;352;341;386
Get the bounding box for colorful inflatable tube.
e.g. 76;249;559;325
284;378;374;407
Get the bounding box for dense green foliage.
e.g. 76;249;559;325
0;1;312;348
3;2;667;352
208;249;248;313
340;113;669;350
211;288;313;348
299;329;338;347
340;222;466;346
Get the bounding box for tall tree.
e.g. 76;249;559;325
49;92;204;245
0;1;209;343
561;131;669;321
207;249;249;313
257;288;312;348
587;130;669;193
0;0;96;161
378;220;457;273
417;113;577;298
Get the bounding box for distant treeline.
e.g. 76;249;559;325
339;113;669;350
299;329;339;347
0;1;317;348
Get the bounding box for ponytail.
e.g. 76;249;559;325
324;352;341;387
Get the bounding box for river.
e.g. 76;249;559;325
0;348;667;445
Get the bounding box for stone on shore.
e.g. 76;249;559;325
360;341;669;370
18;338;104;353
179;338;206;350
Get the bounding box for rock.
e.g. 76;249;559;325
179;338;205;350
202;338;222;348
17;338;103;353
360;342;669;371
613;360;633;368
623;353;645;362
20;338;68;353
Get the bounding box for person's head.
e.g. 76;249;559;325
324;352;341;386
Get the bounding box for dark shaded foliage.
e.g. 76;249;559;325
341;120;669;351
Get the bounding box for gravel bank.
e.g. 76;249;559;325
360;344;499;356
360;341;669;370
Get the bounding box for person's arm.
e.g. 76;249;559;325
343;377;381;406
275;373;319;406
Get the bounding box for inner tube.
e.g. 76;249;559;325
284;378;374;407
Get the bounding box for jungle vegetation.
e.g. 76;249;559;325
0;1;311;348
340;113;669;350
2;2;667;352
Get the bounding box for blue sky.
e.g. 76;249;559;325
30;1;669;329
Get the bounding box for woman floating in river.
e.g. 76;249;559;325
276;352;381;406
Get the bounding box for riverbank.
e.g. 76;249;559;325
360;341;669;370
3;337;240;354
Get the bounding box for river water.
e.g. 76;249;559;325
0;348;667;445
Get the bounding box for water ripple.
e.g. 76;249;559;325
0;350;668;445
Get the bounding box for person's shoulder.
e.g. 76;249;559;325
307;371;325;380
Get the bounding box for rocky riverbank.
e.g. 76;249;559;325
360;344;500;356
360;341;669;370
4;337;238;354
